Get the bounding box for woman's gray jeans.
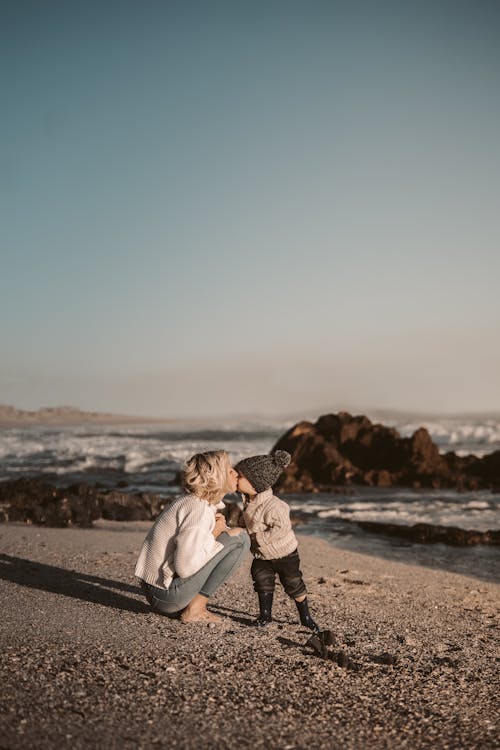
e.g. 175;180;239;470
140;530;250;615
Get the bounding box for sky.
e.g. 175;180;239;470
1;0;499;418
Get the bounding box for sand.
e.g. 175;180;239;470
0;521;499;750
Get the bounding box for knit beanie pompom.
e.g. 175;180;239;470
273;450;291;469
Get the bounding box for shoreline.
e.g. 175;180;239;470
1;522;498;749
2;476;499;551
294;524;500;585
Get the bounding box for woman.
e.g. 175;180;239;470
135;450;249;623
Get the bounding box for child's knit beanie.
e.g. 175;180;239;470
235;450;291;493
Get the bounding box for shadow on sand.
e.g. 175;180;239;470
0;553;150;614
208;602;292;627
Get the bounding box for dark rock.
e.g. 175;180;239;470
99;491;149;522
0;478;100;527
433;655;459;668
401;428;452;487
63;483;102;527
336;650;361;671
336;650;350;668
469;449;500;487
273;411;500;491
0;478;168;527
99;490;166;522
305;630;361;671
321;630;336;646
357;520;500;546
371;652;399;666
306;630;338;659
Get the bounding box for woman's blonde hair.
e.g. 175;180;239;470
183;450;233;505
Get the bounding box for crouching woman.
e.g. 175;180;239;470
135;450;249;623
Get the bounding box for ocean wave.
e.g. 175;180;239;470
289;490;500;532
392;418;500;456
1;421;499;522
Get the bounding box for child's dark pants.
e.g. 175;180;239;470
251;549;307;599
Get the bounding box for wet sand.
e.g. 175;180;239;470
0;521;499;749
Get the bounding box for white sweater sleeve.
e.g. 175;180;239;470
174;501;223;579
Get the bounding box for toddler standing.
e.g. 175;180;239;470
235;450;320;631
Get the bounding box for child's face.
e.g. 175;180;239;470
237;473;257;496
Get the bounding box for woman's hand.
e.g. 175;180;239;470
212;513;228;539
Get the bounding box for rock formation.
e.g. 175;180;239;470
273;412;500;492
0;478;169;526
357;521;500;546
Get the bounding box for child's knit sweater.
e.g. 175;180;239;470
242;488;297;560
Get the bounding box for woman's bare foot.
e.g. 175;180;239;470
180;593;221;624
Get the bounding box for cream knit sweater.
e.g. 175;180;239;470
242;488;297;560
134;494;223;588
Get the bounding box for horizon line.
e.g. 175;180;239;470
1;402;500;424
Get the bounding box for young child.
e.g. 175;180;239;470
235;450;320;631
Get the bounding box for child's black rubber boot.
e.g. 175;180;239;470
256;592;273;627
296;597;320;632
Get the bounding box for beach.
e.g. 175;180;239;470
1;521;498;749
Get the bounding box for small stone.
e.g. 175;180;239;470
373;652;398;666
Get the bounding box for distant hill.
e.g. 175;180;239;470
0;405;168;427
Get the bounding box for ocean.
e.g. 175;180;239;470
1;413;499;535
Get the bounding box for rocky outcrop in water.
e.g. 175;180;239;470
0;478;169;526
273;412;500;492
0;478;309;531
357;521;500;546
